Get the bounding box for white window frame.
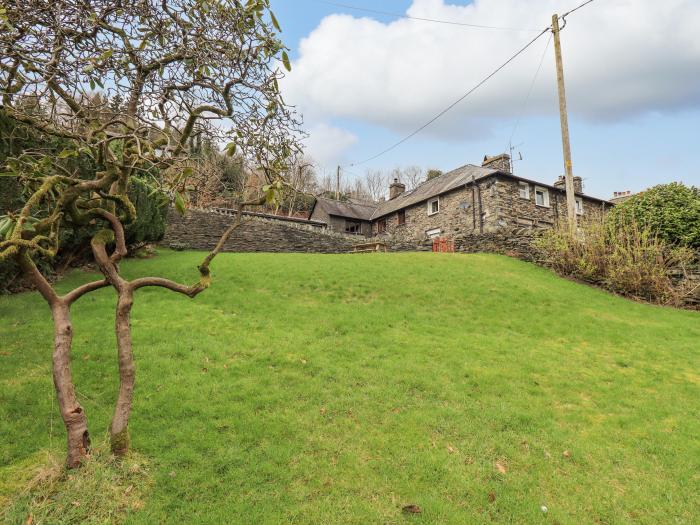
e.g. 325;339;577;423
427;198;440;216
518;182;530;200
575;197;584;215
426;228;442;239
534;186;550;208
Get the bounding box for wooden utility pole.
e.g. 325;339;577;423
552;14;577;230
336;165;341;200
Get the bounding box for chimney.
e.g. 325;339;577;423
482;154;511;173
553;175;583;194
389;178;406;200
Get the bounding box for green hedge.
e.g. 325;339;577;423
1;178;169;293
124;178;169;245
607;183;700;249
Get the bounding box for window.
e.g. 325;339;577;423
397;209;406;226
535;187;550;208
345;220;361;234
518;182;530;200
575;197;584;215
426;228;441;239
377;218;387;233
427;198;440;215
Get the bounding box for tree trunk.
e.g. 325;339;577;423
110;287;135;455
52;302;91;468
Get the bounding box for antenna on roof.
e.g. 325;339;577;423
508;141;524;175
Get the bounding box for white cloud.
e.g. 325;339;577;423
303;123;358;166
283;0;700;141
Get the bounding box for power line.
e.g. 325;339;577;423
561;0;595;19
505;31;553;153
347;27;551;168
344;0;597;168
315;0;540;32
506;0;595;151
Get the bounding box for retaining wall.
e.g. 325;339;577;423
162;208;359;254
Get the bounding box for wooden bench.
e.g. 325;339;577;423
352;242;388;253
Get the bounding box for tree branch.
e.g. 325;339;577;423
63;279;109;306
16;251;59;306
130;277;205;298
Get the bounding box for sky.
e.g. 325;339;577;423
269;0;700;200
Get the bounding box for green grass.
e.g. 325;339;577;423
1;251;699;524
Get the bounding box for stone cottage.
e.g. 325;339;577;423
309;196;376;236
312;154;612;241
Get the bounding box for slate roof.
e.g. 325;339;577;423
314;196;377;221
371;164;498;219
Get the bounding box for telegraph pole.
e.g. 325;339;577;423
336;165;341;200
551;14;577;230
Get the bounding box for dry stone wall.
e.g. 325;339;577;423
387;228;539;261
163;208;358;253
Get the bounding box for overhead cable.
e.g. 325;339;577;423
505;31;553;153
347;27;551;167
344;0;597;167
315;0;540;32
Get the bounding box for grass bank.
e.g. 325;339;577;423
1;251;698;523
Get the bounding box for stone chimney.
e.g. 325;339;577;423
389;178;406;200
482;154;512;173
554;176;566;191
553;175;583;194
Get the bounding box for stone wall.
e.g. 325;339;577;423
163;208;359;253
495;176;609;230
671;263;700;308
386;228;539;261
372;177;501;240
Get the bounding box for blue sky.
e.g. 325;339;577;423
270;0;700;200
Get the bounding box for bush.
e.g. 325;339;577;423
0;178;169;293
534;216;697;306
607;183;700;249
124;177;169;246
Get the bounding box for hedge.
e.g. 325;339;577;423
607;183;700;249
1;177;169;294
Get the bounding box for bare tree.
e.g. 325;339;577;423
389;167;402;184
364;169;386;201
285;156;317;216
0;0;300;467
348;177;371;201
402;166;425;190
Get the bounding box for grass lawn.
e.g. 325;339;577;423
1;251;699;524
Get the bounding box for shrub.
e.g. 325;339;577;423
607;183;700;249
0;178;169;293
534;216;697;306
124;177;169;246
